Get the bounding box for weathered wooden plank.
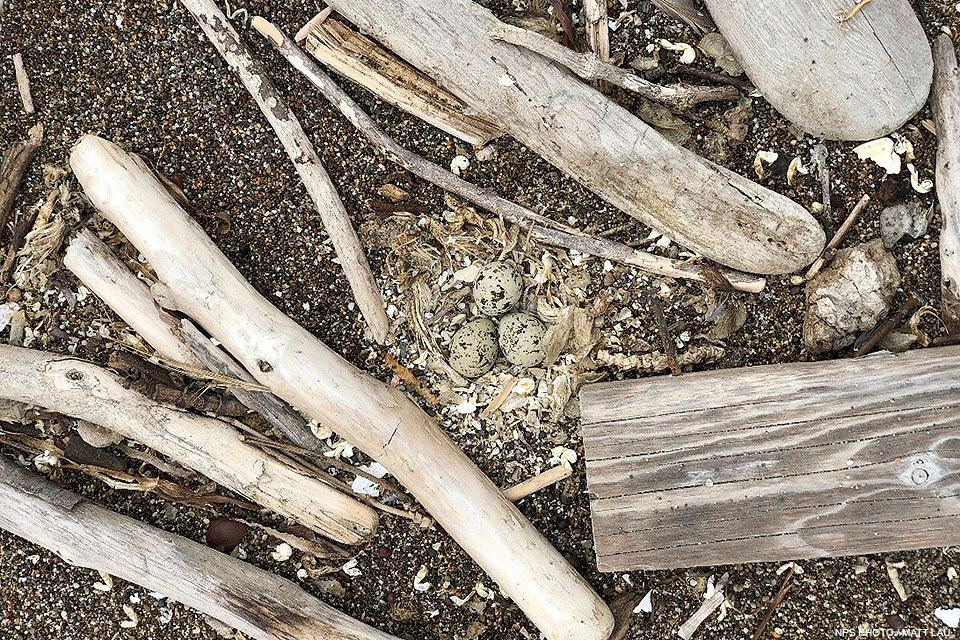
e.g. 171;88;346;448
581;347;960;570
704;0;932;140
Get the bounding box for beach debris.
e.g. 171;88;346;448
449;318;499;378
678;573;729;640
659;39;697;64
879;201;930;247
634;590;653;614
787;156;809;187
935;607;960;629
698;33;742;76
854;137;902;175
753;150;779;179
498;312;547;367
885;559;910;601
205;517;248;553
12;53;34;115
804;240;900;354
907;163;933;193
932;34;960;333
271;543;294;562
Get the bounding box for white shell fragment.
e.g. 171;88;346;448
753;150;779;179
853;137;901;175
786;157;809;187
659;39;696;64
935;607;960;629
907;163;933;193
498;312;546;367
449;318;499;378
473;261;523;316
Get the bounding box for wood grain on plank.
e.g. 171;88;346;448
581;347;960;570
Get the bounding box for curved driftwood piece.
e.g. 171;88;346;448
317;0;824;275
0;344;379;545
70;135;615;640
254;18;764;293
704;0;932;141
932;35;960;333
63;228;321;449
176;0;388;344
0;122;42;237
299;13;502;145
489;23;741;111
0;459;398;640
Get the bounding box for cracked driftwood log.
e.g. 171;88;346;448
298;12;503;146
315;0;825;275
176;0;389;344
0;344;379;545
932;35;960;333
0;458;399;640
0;123;42;239
704;0;932;141
70;135;614;640
63;228;321;450
254;17;765;293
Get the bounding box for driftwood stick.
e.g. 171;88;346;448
253;18;765;293
0;344;379;544
489;23;740;111
502;464;573;501
932;35;960;333
804;194;870;280
176;0;389;344
582;0;609;62
70;135;614;640
297;13;503;146
12;53;34;115
0;458;399;640
0;123;42;238
63;228;325;451
677;573;729;640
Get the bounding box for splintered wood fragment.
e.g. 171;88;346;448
69;135;614;640
0;459;400;640
253;18;765;293
677;573;728;640
0;344;379;544
0;123;42;238
12;54;34;115
299;13;503;145
502;464;573;501
318;0;825;275
177;0;389;344
480;376;517;418
581;346;960;570
804;194;870;280
489;23;740;111
932;35;960;333
582;0;609;91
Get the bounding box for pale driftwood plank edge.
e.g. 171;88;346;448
581;347;960;570
0;458;399;640
932;35;960;332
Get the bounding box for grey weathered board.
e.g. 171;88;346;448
581;347;960;571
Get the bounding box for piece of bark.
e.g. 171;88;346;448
932;35;960;333
176;0;389;344
299;14;502;146
69;135;614;640
489;23;741;111
12;53;34;115
317;0;824;275
64;228;323;450
253;18;764;293
704;0;931;140
0;123;42;239
0;458;399;640
804;239;900;354
580;346;960;570
0;344;379;544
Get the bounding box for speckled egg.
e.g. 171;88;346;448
498;312;546;367
473;261;523;316
449;318;499;378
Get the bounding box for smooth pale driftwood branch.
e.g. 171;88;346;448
489;23;741;111
0;123;42;238
70;135;614;640
319;0;825;275
298;12;503;146
253;18;765;293
501;463;573;501
0;458;399;640
63;228;321;450
581;345;960;570
12;53;34;115
0;344;379;545
932;35;960;333
176;0;388;344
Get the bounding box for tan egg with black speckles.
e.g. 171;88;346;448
449;317;499;378
473;261;523;316
498;312;546;367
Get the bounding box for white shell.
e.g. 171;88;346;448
449;318;499;378
473;261;523;316
498;312;546;367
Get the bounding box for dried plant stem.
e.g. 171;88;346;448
489;23;740;111
804;194;870;280
252;18;765;293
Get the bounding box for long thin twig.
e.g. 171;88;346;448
252;18;765;293
804;194;870;280
489;23;740;111
750;565;796;640
852;294;920;357
649;293;680;376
